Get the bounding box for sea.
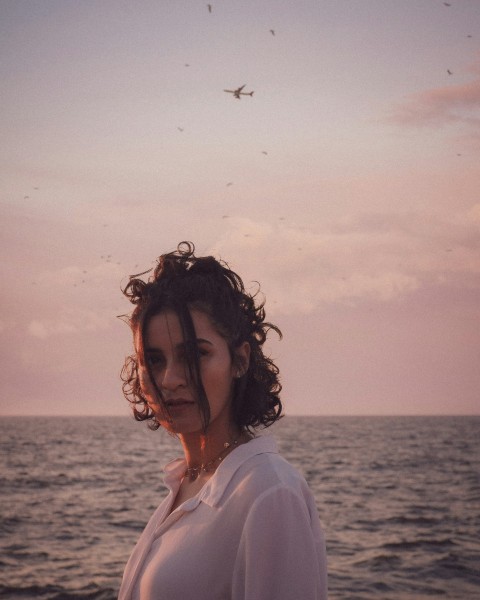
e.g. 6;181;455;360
0;415;479;600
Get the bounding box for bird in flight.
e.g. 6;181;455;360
224;84;254;99
270;29;275;36
447;69;453;75
207;4;212;13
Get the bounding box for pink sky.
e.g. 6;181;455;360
1;0;479;416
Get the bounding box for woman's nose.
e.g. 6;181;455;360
158;360;187;391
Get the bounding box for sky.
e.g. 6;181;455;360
1;0;479;417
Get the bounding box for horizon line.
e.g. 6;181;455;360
1;413;478;418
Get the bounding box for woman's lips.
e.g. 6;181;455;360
165;399;195;409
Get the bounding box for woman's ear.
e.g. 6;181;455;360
234;341;250;378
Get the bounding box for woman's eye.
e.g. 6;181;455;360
147;355;163;366
199;348;209;357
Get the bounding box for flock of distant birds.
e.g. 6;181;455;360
23;0;473;205
23;0;473;287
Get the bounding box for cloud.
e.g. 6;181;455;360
209;209;480;314
387;76;480;139
27;308;112;339
468;203;480;224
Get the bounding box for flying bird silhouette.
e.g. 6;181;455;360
270;29;275;36
447;69;453;75
207;4;212;13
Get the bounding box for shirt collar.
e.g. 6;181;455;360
162;435;278;508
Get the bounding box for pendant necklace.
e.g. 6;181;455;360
185;438;240;482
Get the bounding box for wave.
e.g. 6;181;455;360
0;584;117;600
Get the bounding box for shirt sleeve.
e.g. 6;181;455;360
231;484;328;600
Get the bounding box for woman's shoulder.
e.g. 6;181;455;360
227;440;312;503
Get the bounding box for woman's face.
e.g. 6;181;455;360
137;309;247;436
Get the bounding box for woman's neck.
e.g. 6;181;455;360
179;427;243;470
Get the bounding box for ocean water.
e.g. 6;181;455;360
0;415;479;600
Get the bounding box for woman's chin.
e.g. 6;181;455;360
157;412;204;436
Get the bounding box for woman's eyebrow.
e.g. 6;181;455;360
145;338;213;352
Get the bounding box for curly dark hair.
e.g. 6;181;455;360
120;241;283;433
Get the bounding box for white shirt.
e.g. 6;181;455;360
118;435;328;600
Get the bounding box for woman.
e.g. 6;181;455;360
118;242;327;600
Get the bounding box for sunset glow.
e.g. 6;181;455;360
1;0;479;416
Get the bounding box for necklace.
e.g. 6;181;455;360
185;438;240;482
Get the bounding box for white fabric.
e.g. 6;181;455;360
118;435;328;600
